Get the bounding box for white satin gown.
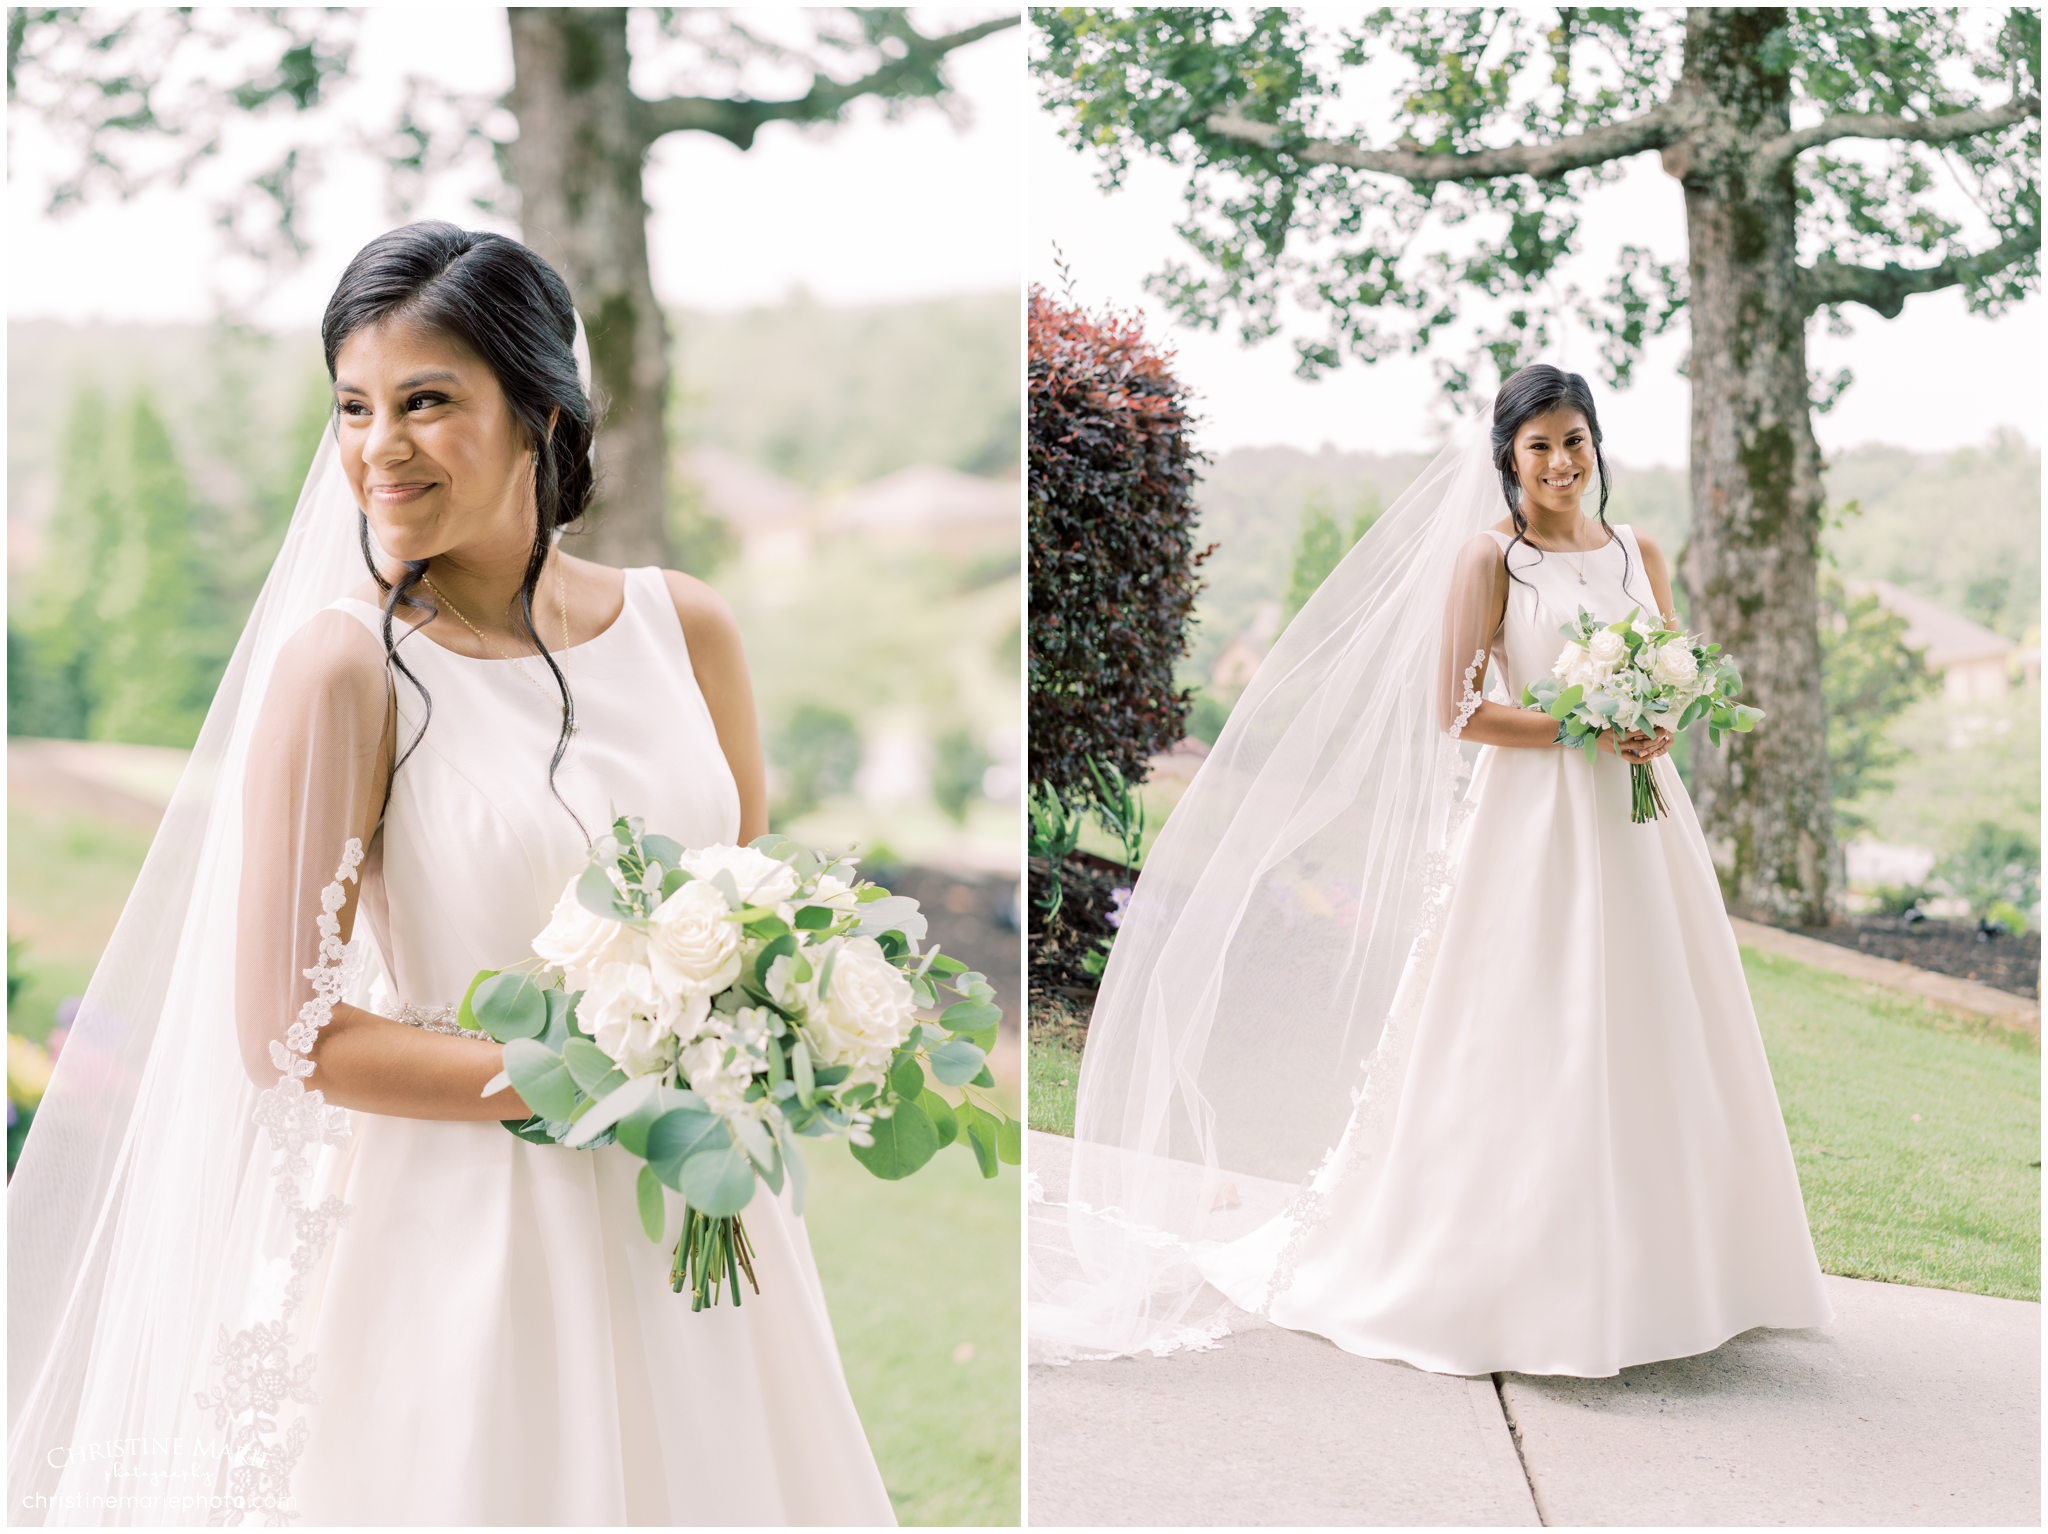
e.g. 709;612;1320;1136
293;568;896;1525
1196;525;1834;1378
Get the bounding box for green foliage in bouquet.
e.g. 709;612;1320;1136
462;816;1018;1309
1520;607;1764;823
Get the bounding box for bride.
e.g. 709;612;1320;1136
9;223;896;1525
1031;363;1832;1378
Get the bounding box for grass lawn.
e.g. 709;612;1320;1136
801;1138;1020;1526
1747;947;2040;1301
1028;948;2040;1301
8;805;157;1042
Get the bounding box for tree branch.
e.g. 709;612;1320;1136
1800;229;2040;318
1203;103;1686;183
1759;93;2040;171
634;13;1018;151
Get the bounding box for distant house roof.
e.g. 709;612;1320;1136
1853;580;2015;668
676;446;811;532
821;463;1017;536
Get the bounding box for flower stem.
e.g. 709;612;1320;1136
669;1210;762;1309
1629;761;1670;823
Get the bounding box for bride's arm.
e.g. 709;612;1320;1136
238;610;531;1120
663;570;770;842
1438;534;1557;749
1634;529;1682;627
1437;533;1654;756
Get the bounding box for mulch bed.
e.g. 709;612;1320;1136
1027;850;1131;1009
1794;914;2039;1001
1026;859;2041;1027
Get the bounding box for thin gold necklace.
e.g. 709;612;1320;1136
420;557;571;713
1529;520;1600;584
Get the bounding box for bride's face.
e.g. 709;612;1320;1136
332;319;534;566
1510;407;1597;520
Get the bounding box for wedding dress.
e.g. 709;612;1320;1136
271;570;896;1524
7;411;896;1524
1194;525;1834;1377
1027;412;1831;1377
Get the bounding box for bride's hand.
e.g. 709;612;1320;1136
1598;727;1670;763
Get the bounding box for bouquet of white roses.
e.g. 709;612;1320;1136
1520;605;1764;823
460;815;1016;1309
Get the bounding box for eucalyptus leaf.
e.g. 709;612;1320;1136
641;834;685;872
920;1088;960;1149
472;971;548;1042
562;1072;663;1148
562;1037;620;1095
539;987;575;1052
791;1038;816;1103
661;868;690;899
850;1099;940;1181
996;1114;1021;1167
927;1039;986;1087
480;1068;511;1099
578;860;626;920
962;1109;998;1177
710;868;743;909
729;1112;780;1183
636;1162;666;1243
677;1142;758;1217
645;1106;727;1189
502;1037;579;1122
457;968;500;1034
940;999;1002;1033
792;903;836;931
774;1117;809;1217
889;1054;926;1100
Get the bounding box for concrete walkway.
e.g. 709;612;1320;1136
1028;1132;2041;1527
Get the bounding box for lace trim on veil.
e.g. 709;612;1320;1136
192;839;362;1527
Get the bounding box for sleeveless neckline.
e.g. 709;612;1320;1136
1486;525;1629;554
331;565;649;665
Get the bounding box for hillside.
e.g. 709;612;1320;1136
7;290;1021;589
1180;435;2037;677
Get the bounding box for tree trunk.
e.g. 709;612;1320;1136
506;8;674;569
1666;7;1838;926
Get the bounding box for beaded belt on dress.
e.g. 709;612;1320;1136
394;1002;491;1038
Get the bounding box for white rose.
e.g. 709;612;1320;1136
678;1035;759;1116
1564;655;1607;691
581;961;689;1078
795;935;917;1077
1586;629;1628;669
648;878;742;997
1551;641;1587;680
677;844;801;907
1649;642;1699;688
532;876;645;990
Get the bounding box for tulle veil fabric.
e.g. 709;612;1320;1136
6;325;592;1524
1028;413;1519;1362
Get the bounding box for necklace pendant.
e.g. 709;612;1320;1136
1578;573;1587;584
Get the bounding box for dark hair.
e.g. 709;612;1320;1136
321;221;597;830
1488;363;1642;605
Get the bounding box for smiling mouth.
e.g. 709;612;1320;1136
368;483;435;502
1542;473;1580;489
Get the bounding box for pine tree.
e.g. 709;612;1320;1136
89;392;214;747
8;387;122;739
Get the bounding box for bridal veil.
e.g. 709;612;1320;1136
8;322;594;1524
1029;410;1520;1362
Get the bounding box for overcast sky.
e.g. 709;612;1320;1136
1029;74;2040;469
6;7;1023;330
